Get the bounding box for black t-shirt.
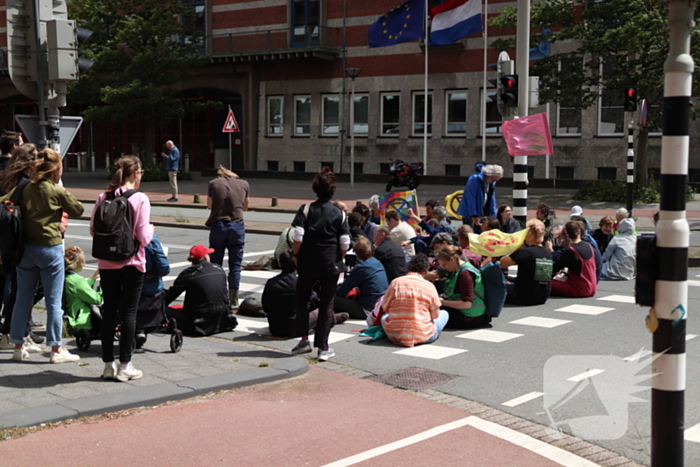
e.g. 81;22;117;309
292;199;350;277
510;245;553;305
553;241;593;276
592;229;613;254
261;272;299;337
374;238;407;282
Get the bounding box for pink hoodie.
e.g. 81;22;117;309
90;187;154;272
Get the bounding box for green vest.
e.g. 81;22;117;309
444;262;485;317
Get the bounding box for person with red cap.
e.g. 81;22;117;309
164;244;238;337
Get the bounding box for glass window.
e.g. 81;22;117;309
354;162;363;174
293;161;306;172
445;164;460;176
267;161;279;171
320;161;334;171
267;96;284;136
598;62;624;135
322;94;339;136
598;167;617;180
445;91;467;135
381;93;400;136
352;94;369;135
412;92;433;136
294;95;311;135
556;167;575;180
557;58;582;136
379;162;391;174
481;89;502;135
292;0;320;47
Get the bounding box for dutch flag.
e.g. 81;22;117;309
429;0;483;46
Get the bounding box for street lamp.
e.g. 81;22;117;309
345;67;362;188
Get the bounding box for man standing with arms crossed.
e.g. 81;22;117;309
161;140;180;202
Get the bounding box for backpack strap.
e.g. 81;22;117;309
121;189;139;199
463;262;486;304
9;178;30;205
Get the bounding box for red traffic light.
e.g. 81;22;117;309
624;87;638;112
504;78;516;88
626;88;636;98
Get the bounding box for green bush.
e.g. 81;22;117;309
574;179;695;204
107;157;193;182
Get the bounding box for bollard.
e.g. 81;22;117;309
185;153;190;171
271;197;278;207
105;153;110;171
76;153;82;172
91;152;95;172
193;194;201;204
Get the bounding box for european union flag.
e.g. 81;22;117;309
368;0;426;48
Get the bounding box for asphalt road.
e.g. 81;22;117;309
55;216;700;466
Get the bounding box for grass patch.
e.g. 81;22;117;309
258;362;270;368
173;213;190;224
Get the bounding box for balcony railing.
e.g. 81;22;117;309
209;26;342;62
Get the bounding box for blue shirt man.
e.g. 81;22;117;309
161;140;180;201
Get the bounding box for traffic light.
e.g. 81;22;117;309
501;74;519;108
624;87;638;112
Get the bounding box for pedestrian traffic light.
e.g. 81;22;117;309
624;87;638;112
501;74;519;108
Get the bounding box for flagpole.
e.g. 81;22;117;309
423;0;429;175
481;0;488;162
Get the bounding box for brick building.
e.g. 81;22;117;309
0;0;690;181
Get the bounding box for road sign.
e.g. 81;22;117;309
222;109;240;133
15;114;83;157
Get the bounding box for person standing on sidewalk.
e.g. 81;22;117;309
291;168;350;361
91;155;153;381
161;140;180;202
4;148;84;363
0;130;22;171
206;166;249;310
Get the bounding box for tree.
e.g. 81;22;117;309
68;0;218;157
490;0;700;184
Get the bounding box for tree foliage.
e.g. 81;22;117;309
67;0;217;145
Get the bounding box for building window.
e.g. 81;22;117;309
380;93;400;136
352;93;369;135
294;95;311;135
267;161;279;171
322;94;339;136
267;96;284;136
598;167;617;180
556;167;575;180
293;161;306;172
354;162;364;174
527;166;535;180
598;62;624;136
379;163;392;174
320;161;334;171
556;58;582;136
412;92;433;136
445;91;467;136
291;0;320;47
445;164;460;176
481;89;502;135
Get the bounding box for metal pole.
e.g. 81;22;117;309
481;0;488;162
513;0;530;224
545;102;550;179
228;104;232;169
350;77;355;188
340;0;347;173
423;0;429;175
652;2;693;465
32;0;47;150
626;121;634;215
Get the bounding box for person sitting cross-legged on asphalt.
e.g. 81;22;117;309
262;250;348;338
164;245;238;337
592;216;615;255
373;226;407;283
335;237;388;320
601;218;636;281
385;210;416;256
380;254;448;347
549;221;597;298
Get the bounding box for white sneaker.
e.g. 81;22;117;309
0;334;13;350
12;347;29;361
24;336;43;354
116;362;143;382
102;362;117;381
49;347;80;364
318;348;335;362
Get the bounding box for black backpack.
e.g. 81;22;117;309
92;189;139;261
0;178;30;274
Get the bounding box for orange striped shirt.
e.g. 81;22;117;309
381;273;441;347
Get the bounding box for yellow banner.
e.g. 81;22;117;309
468;229;527;257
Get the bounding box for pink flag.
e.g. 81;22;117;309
502;112;554;156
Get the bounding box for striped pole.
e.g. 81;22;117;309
513;157;528;223
626;122;634;215
513;0;530;225
652;2;693;465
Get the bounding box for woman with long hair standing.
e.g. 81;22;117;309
5;148;84;362
91;155;153;381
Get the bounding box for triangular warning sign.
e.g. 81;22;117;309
222;109;240;133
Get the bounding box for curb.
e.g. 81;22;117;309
0;342;308;429
76;215;283;236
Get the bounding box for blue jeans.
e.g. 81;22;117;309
421;308;450;344
11;244;64;346
209;220;245;290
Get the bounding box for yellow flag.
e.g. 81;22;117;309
468;229;527;257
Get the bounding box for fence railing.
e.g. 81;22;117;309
208;26;342;56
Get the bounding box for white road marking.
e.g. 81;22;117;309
567;369;605;382
597;294;635;304
555;304;614;316
688;280;700;287
688;334;697;341
241;270;278;280
510;317;571;328
393;345;467;360
322;416;599;467
297;331;356;345
456;329;523;343
501;392;544;408
235;318;268;329
685;421;700;443
623;350;653;362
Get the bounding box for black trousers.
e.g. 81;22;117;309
100;266;144;363
443;306;491;330
296;272;338;351
333;296;368;320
